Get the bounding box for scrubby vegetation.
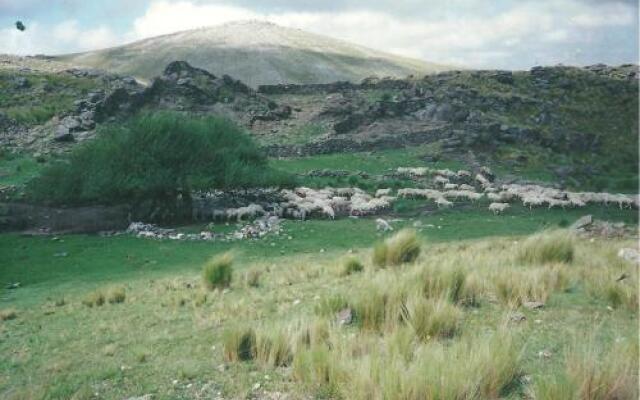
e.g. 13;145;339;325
0;70;98;126
372;229;421;267
0;216;637;398
202;252;233;290
26;112;292;218
517;230;575;265
340;256;364;276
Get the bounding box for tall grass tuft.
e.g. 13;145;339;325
106;287;126;304
222;326;256;362
535;338;639;400
403;296;462;340
517;230;574;265
82;290;105;307
0;308;17;321
255;329;293;367
202;252;233;290
372;229;421;267
244;268;262;288
340;257;364;276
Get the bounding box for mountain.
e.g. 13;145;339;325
55;20;451;87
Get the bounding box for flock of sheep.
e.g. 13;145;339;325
215;166;638;222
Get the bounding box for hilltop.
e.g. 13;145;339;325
54;20;450;87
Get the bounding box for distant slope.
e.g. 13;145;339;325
55;20;451;87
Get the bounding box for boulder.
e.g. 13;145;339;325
523;301;544;310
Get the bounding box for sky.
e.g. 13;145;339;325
0;0;638;70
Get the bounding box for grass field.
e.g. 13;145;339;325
1;204;637;399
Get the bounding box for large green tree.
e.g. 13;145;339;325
27;112;291;220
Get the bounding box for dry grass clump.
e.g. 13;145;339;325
314;294;349;317
222;326;256;362
418;264;483;305
106;287;126;304
0;308;18;321
255;329;294;367
202;252;233;290
493;265;570;306
244;268;262;288
82;290;105;307
373;229;421;267
340;256;364;276
290;328;522;400
292;344;343;398
403;296;462;340
535;338;639;400
352;281;409;333
517;230;574;265
584;268;638;311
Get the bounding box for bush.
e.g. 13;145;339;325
517;230;574;265
203;252;233;290
222;327;256;362
372;229;421;267
26;112;293;218
340;257;364;276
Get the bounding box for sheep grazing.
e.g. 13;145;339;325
547;199;570;209
435;197;453;208
459;184;474;191
376;218;393;232
444;183;458;190
375;188;392;197
226;204;265;221
456;170;472;178
434;176;450;186
397;188;443;200
522;195;544;209
488;202;510;214
397;167;430;177
434;169;456;178
475;174;490;186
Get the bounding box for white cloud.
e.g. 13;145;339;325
2;19;120;55
125;0;636;68
0;0;636;68
131;1;259;38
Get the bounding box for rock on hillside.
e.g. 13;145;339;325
55;20;450;87
0;61;291;153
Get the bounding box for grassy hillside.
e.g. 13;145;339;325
56;21;450;86
1;215;637;398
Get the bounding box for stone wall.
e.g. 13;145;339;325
0;203;131;233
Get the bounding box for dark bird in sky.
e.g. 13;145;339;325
15;21;26;31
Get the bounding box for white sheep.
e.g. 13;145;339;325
475;173;490;186
444;183;458;190
375;188;392;197
397;167;429;177
435;197;453;208
488;202;510;214
435;169;456;178
376;218;393;232
226;204;265;221
434;176;450;186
